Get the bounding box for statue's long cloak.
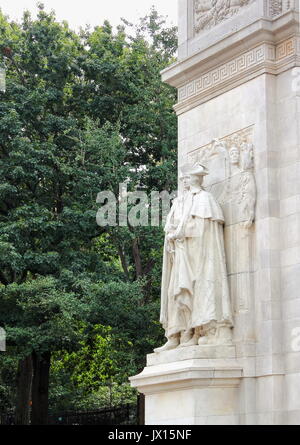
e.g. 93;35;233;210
160;190;233;337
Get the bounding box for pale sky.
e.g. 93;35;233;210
0;0;178;30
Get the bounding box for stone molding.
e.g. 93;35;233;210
129;358;243;394
179;44;267;102
163;5;300;113
147;345;237;366
177;37;298;111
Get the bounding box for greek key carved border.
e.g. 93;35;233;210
276;37;296;60
178;38;297;103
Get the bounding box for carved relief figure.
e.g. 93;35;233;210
188;129;256;229
194;0;254;33
228;142;256;228
155;163;233;353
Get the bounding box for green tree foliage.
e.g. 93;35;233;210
50;324;137;411
0;3;177;418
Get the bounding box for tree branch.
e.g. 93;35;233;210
132;237;143;278
117;244;130;281
143;258;155;276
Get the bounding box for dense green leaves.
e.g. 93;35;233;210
0;4;177;412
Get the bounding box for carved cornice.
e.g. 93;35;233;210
174;36;299;114
178;44;271;102
161;4;300;114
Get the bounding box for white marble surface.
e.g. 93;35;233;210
147;345;237;366
130;353;243;425
130;0;300;425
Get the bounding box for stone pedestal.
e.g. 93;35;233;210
130;347;242;425
130;0;300;425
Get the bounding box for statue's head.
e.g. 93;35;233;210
180;175;190;191
187;174;204;188
180;163;209;189
229;146;240;165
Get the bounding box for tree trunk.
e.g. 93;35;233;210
132;238;143;278
117;243;130;280
15;355;33;425
31;351;51;425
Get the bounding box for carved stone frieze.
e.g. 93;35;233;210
187;126;256;227
194;1;294;35
269;0;283;16
194;0;255;34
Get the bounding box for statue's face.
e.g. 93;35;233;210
185;174;204;188
229;147;240;165
181;175;190;191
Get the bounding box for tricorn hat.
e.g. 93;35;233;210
180;162;209;177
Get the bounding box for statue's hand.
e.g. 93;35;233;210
165;223;176;234
243;219;253;230
168;230;185;241
242;213;255;230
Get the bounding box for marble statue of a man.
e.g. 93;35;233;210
155;163;233;353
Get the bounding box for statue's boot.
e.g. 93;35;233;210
154;336;179;353
198;335;209;345
198;328;216;345
180;333;199;347
215;326;233;345
178;330;193;347
198;326;232;345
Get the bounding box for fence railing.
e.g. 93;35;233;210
0;411;14;425
48;404;138;425
0;403;139;425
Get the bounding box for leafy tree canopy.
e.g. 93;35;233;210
0;3;177;414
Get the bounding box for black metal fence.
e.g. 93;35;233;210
48;404;138;425
0;411;14;425
0;403;139;425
